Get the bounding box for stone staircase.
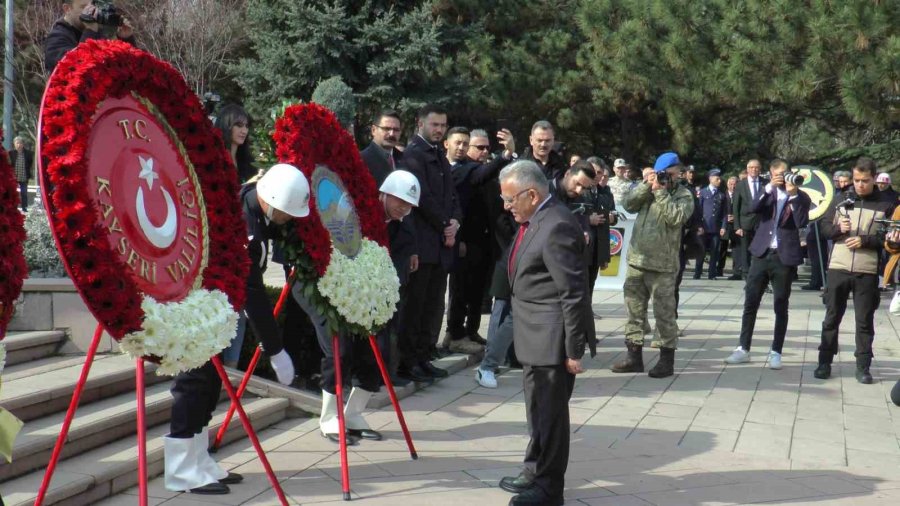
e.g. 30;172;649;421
0;330;290;506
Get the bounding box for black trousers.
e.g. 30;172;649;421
170;360;221;438
806;225;828;289
523;364;575;498
446;242;489;339
694;233;721;279
675;248;688;318
739;249;796;353
401;262;447;367
318;333;381;395
739;230;756;277
819;270;880;364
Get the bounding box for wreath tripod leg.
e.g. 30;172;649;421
210;356;289;505
332;333;351;500
367;335;417;459
34;324;104;506
136;359;149;506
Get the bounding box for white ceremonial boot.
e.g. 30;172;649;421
164;435;228;495
344;388;382;441
193;428;242;485
320;390;358;445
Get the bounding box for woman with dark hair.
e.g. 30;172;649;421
214;103;255;183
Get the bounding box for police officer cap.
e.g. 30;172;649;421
708;168;722;177
653;152;681;173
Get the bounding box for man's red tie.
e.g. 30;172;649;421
388;152;396;170
508;221;530;279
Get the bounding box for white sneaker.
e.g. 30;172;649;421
724;347;750;364
768;350;782;370
475;368;498;388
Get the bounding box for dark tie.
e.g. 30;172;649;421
508;222;530;279
388;152;395;170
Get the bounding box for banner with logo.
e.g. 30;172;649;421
595;208;636;291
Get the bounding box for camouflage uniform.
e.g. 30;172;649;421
608;176;635;206
622;182;695;348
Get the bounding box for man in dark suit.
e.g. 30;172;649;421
497;160;596;506
521;120;566;180
719;176;740;278
397;104;461;383
360;110;404;187
694;168;727;280
732;159;766;279
725;159;811;369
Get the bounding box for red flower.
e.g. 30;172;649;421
0;129;27;337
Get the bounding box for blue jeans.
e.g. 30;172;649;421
221;312;247;364
480;298;514;371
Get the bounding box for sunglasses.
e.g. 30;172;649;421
471;145;490;151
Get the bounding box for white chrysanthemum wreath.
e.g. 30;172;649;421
317;239;400;332
119;289;238;376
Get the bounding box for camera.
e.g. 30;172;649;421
656;171;670;184
80;1;124;27
784;172;805;186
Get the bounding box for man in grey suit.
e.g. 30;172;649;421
497;160;597;506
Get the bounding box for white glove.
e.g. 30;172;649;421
270;350;295;386
891;291;900;316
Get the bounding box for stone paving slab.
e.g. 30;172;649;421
96;275;900;505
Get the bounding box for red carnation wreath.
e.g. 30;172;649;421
272;103;397;336
0;132;28;338
39;40;249;373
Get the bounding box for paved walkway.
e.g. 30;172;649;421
100;276;900;505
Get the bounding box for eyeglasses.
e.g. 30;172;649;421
373;125;401;133
500;188;533;205
471;144;490;151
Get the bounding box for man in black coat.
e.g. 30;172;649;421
732;159;766;279
397;104;461;383
45;0;136;74
360;110;405;187
8;136;34;210
443;127;516;354
521;120;566;180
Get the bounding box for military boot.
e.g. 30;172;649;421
855;356;873;384
648;347;675;378
611;342;644;373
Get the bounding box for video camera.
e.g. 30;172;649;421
875;219;900;233
836;197;855;218
80;1;124;27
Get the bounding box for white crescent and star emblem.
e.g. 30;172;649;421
135;156;178;249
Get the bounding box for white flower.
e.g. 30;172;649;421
317;239;400;332
119;289;239;376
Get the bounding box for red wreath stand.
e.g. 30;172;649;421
34;40;287;505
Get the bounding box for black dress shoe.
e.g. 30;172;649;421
348;428;383;441
800;285;822;291
398;365;434;383
499;473;533;494
420;361;449;378
692;274;701;280
432;347;452;359
388;374;411;387
190;482;230;495
508;484;563;506
814;363;831;379
220;472;243;484
727;274;742;280
856;369;873;384
323;432;360;446
468;333;487;345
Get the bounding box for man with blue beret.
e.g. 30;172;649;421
693;168;728;280
612;152;695;378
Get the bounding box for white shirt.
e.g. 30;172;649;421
765;183;796;249
749;178;760;200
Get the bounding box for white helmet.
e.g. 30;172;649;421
379;170;420;206
256;163;311;217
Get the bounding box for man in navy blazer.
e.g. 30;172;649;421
693;168;727;280
725;159;811;369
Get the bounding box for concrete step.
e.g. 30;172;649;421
0;396;289;506
2;330;67;366
0;382;175;482
0;354;168;422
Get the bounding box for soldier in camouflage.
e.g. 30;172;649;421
608;158;635;205
612;152;695;378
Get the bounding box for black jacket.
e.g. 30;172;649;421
44;19;136;74
586;185;615;266
522;147;566;181
450;155;512;246
240;184;284;356
7;149;34;183
403;135;461;268
360;142;403;188
387;218;417;286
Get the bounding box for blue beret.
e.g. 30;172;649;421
654;152;680;172
708;169;722;177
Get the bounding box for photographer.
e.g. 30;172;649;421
725;159;811;369
612;152;694;378
814;158;895;383
550;161;597;246
45;1;135;74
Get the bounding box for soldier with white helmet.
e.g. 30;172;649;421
164;163;307;496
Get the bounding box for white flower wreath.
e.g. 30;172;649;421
119;289;238;376
317;239;401;333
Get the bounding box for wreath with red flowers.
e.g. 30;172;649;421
0;131;28;338
272;103;393;336
39;39;248;340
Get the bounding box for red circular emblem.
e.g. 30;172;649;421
609;229;624;256
87;96;208;301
